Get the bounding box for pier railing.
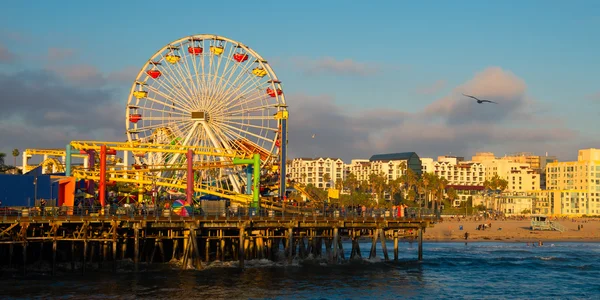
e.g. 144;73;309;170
0;205;439;222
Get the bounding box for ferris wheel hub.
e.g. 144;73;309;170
191;111;209;122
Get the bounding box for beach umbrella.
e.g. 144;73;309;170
172;200;193;216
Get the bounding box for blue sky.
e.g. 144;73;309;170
1;0;599;161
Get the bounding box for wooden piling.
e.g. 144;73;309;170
379;229;389;261
134;227;139;271
287;228;293;262
369;229;378;259
190;228;202;269
239;226;245;268
332;228;339;263
418;227;423;261
393;231;399;261
52;239;57;276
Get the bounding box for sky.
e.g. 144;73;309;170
0;0;599;163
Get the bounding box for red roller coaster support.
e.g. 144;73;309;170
186;149;193;205
99;145;107;207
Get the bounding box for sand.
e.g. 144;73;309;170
423;218;600;242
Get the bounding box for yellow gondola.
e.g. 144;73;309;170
133;91;148;99
210;45;224;56
252;67;267;77
165;54;181;64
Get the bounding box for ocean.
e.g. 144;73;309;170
1;241;598;299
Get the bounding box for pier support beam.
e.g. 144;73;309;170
134;226;139;271
418;227;423;261
393;231;399;261
239;226;245;268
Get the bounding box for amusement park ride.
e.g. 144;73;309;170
21;34;304;211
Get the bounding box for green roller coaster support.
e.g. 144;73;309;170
233;153;260;209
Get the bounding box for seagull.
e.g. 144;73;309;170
462;93;498;104
311;134;315;139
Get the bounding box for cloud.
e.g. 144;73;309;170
44;64;138;86
587;91;600;101
47;48;76;62
107;65;139;83
286;67;590;162
0;69;125;156
423;67;529;125
416;79;447;95
292;57;380;76
0;44;17;63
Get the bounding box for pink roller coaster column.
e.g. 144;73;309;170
99;145;107;207
186;149;193;205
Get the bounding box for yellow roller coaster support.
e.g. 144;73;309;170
71;169;252;205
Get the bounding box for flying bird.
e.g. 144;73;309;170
462;93;498;104
311;134;316;139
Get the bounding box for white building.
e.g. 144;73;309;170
288;157;345;188
421;156;486;207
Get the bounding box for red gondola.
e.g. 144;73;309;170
266;87;283;97
129;114;142;123
233;53;248;62
146;69;161;79
188;46;203;55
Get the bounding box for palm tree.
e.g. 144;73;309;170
0;152;5;166
12;149;19;169
322;173;331;189
484;174;509;211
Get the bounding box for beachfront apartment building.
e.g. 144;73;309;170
472;155;541;192
287;157;345;188
347;152;422;183
421;156;485;207
541;148;600;216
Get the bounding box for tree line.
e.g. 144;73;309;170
296;161;509;211
0;149;20;173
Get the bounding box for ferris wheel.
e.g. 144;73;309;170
125;34;288;194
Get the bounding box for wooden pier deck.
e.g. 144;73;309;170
0;214;433;275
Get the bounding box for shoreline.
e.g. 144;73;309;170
422;219;600;243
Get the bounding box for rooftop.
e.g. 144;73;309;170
369;152;418;162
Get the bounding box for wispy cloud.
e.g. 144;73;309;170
416;79;447;95
47;47;76;62
292;57;380;77
286;66;589;161
587;91;600;101
0;44;17;63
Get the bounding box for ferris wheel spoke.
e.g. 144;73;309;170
162;51;199;109
157;53;196;102
179;44;202;108
141;117;189;122
133;121;186;137
138;106;189;117
219;115;274;121
220;104;277;117
148;72;195;109
208;45;236;105
215;91;270;115
214;58;263;105
144;96;190;114
220;120;276;134
212;57;255;102
218;122;274;144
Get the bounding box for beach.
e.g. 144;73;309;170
424;218;600;242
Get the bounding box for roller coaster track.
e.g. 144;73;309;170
69;141;252;159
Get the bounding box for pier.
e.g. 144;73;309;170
0;208;435;274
